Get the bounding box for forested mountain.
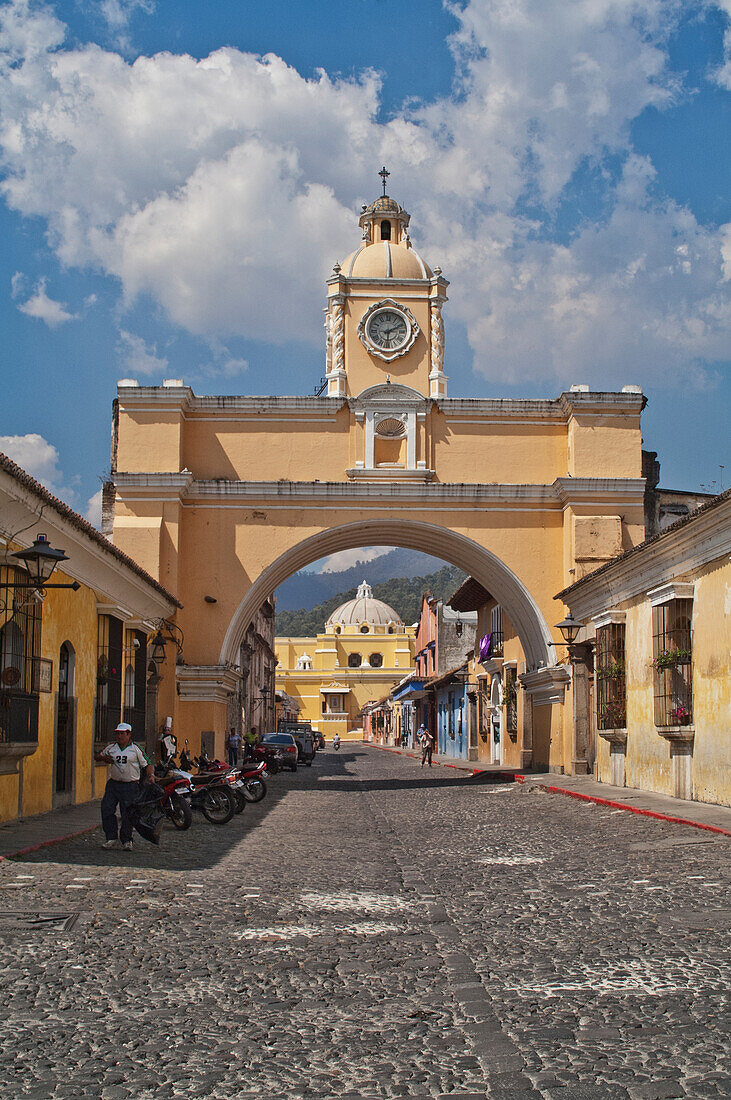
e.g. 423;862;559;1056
275;564;467;636
274;548;447;611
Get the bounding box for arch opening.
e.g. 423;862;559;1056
220;520;555;672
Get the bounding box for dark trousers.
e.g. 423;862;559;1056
101;779;140;842
228;746;239;766
421;744;433;767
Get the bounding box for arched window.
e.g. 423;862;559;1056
334;626;341;635
348;653;362;668
58;642;75;702
124;663;135;710
360;624;370;634
0;621;25;690
380;220;391;241
369;653;383;668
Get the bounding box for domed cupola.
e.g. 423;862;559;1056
340;168;433;281
326;580;404;633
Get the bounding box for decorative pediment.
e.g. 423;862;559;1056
352;382;427;406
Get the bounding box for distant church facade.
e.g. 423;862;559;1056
275;581;415;740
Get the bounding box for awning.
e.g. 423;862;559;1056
392;679;425;700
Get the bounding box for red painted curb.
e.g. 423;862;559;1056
367;742;731;836
535;784;731;836
0;823;99;863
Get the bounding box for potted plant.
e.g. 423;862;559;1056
651;648;691;672
598;658;625;680
598;700;625;729
671;703;691;726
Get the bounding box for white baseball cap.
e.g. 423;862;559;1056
114;722;132;733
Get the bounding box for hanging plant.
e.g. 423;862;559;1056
598;658;625;680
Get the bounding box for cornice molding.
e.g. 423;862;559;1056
554;477;646;504
176;664;241;703
114;474;646;510
519;665;571;704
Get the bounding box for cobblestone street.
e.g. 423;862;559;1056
0;746;728;1100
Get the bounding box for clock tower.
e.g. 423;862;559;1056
324;176;449;400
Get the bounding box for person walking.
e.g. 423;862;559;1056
419;724;435;768
95;723;155;851
226;727;242;767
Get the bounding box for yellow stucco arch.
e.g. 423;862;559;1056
220;518;556;671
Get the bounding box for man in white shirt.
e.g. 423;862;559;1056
95;722;154;850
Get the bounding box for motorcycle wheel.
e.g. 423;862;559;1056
167;792;192;830
201;786;236;824
231;786;247;814
243;778;266;802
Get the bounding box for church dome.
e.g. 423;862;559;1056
365;195;403;216
326;580;404;628
341;241;432;280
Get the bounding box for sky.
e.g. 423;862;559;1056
0;0;729;532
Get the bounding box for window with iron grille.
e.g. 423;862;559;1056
95;614;123;746
122;629;147;734
596;622;626;729
490;605;504;656
0;565;41;744
652;599;693;726
504;666;518;733
477;680;489;741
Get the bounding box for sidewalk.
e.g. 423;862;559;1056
369;742;731;836
0;800;101;861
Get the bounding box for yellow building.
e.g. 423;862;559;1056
110;182;653;774
556;491;730;805
0;452;178;825
276;581;415;739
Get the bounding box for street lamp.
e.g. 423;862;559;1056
554;613;583;647
5;533;80;591
148;619;185;666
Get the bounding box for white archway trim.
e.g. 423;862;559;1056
220;520;555;671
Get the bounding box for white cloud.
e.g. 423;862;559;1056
0;431;102;519
85;487;103;529
0;432;64;491
0;0;729;388
10;271;26;298
117;329;168;376
97;0;153;32
316;547;393;574
16;278;78;326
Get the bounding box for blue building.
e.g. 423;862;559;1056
434;663;470;760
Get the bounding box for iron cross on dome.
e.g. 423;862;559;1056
379;166;390;195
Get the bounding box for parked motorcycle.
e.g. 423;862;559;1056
161;760;238;824
239;760;268;803
156;772;194;830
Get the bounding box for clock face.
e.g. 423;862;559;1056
366;308;409;351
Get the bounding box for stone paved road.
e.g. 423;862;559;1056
0;746;729;1099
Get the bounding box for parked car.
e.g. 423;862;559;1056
259;733;299;772
278;721;316;766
